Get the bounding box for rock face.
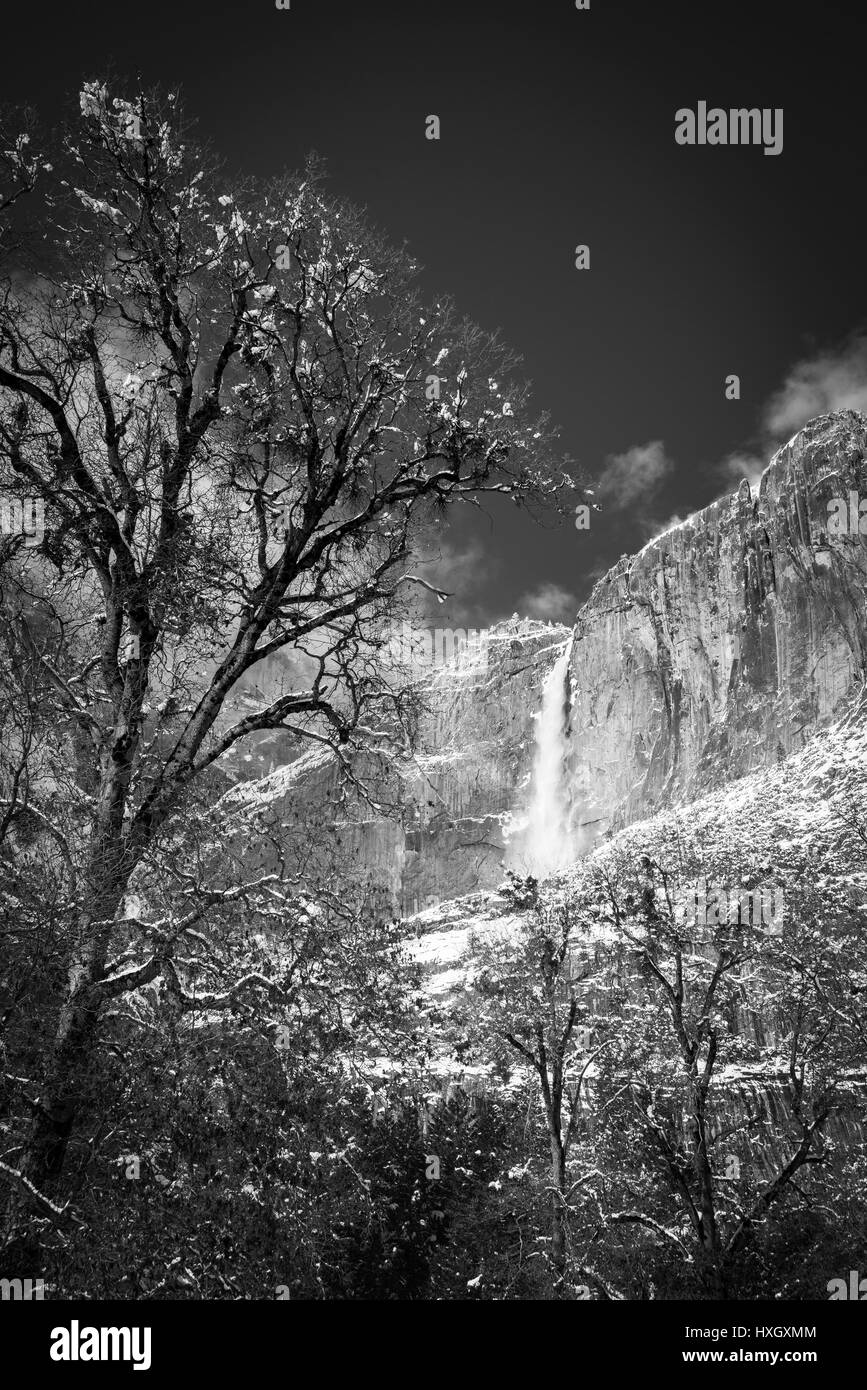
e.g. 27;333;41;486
226;410;867;908
564;411;867;842
401;623;572;910
223;621;571;915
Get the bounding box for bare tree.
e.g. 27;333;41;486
461;874;609;1286
584;852;863;1298
0;80;571;1222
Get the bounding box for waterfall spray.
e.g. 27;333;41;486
523;637;576;877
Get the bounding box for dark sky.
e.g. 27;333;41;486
8;0;867;627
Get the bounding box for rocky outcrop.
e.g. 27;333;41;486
564;411;867;842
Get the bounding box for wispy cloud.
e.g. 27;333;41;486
718;450;767;492
762;332;867;437
410;537;494;627
715;332;867;497
595;439;674;509
515;582;578;624
641;511;687;541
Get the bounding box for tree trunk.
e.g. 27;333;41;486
21;969;104;1185
694;1109;726;1298
550;1134;567;1283
2;831;130;1242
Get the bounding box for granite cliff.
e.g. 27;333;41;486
563;409;867;843
225;410;867;909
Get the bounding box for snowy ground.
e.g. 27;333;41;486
402;687;867;991
404;891;521;996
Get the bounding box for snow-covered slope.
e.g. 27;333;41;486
405;684;867;995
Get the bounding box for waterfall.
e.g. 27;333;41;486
517;637;577;878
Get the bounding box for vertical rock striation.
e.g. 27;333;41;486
565;411;867;842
